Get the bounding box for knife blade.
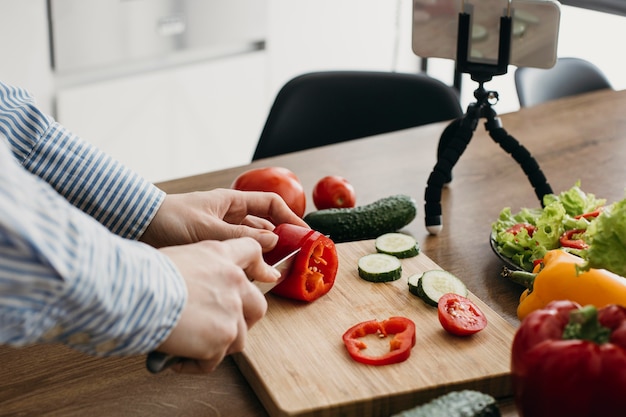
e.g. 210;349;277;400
252;248;300;294
145;248;300;374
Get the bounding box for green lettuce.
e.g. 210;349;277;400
543;183;605;217
491;183;605;271
582;197;626;276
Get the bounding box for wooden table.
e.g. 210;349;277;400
2;89;625;416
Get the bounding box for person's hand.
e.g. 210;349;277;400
140;188;309;251
156;237;279;374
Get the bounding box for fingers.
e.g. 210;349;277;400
158;238;273;375
223;189;309;228
216;189;310;251
202;238;272;324
218;224;279;252
241;215;275;230
227;237;282;283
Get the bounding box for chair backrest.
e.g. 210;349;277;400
252;71;463;160
514;57;612;108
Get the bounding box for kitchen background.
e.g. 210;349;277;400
1;0;624;182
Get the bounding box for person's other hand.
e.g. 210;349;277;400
140;188;309;251
156;237;279;374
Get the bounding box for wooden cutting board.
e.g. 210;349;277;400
233;240;516;417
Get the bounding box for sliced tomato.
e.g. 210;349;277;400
437;293;487;336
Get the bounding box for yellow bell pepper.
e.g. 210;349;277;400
502;249;626;320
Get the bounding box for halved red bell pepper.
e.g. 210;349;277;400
263;223;338;302
342;316;416;366
512;300;626;417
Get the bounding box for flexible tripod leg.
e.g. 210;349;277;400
424;108;478;234
484;111;553;205
424;97;553;234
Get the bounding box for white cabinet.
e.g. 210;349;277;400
56;51;268;183
50;0;269;183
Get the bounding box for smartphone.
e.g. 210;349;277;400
412;0;561;69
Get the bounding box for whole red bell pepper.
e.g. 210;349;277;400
511;300;626;417
264;223;338;302
342;316;416;366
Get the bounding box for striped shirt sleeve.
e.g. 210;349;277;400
0;139;187;355
0;81;164;240
0;81;187;355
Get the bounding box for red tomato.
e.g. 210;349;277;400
312;175;356;210
437;293;487;336
231;167;306;217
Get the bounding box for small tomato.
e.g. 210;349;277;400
312;175;356;210
231;167;306;217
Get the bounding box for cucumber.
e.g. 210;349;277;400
391;390;501;417
357;253;402;282
410;270;468;306
303;194;417;243
375;233;419;258
407;273;423;297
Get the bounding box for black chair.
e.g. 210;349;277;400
252;71;463;160
514;57;613;108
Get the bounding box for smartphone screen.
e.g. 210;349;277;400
412;0;561;69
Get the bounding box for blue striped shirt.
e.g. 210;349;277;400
0;82;187;356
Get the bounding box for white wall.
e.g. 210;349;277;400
265;0;420;109
557;5;626;89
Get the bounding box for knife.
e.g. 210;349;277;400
145;248;300;374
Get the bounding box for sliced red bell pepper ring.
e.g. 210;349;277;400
342;316;416;366
559;228;589;250
263;223;338;302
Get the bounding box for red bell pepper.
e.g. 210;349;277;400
511;300;626;417
342;316;416;366
264;223;338;302
574;208;603;220
559;228;589;250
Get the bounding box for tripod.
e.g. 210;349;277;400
423;7;553;234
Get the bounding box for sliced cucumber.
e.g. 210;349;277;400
357;253;402;282
413;270;468;306
407;273;422;297
375;233;420;258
